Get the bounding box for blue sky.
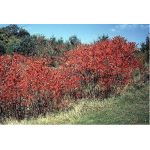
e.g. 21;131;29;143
0;24;149;47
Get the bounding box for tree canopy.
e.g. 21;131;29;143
140;35;149;62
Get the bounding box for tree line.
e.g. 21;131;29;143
0;24;82;57
0;24;149;62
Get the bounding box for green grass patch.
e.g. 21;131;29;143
2;85;149;125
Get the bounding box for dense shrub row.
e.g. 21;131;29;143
0;37;142;120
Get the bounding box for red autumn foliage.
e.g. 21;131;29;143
60;37;142;97
0;37;142;119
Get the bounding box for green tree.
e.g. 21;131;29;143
0;27;11;54
97;34;109;42
0;40;6;55
10;35;37;56
0;24;30;55
50;36;56;45
140;35;149;62
69;35;81;47
18;28;30;37
57;37;64;45
5;24;20;36
6;36;21;56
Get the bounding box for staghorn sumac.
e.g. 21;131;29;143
0;37;142;120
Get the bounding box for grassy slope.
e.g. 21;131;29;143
3;84;149;125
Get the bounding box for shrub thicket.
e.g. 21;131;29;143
0;37;142;120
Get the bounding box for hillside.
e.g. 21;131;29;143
0;25;149;125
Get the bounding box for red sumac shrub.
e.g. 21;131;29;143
0;37;142;120
60;37;142;97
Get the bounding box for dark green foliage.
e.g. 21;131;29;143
50;36;56;45
0;24;30;55
97;34;109;42
0;27;11;54
69;35;81;46
5;24;30;38
5;24;20;36
6;37;20;56
12;35;37;55
0;25;112;57
0;41;6;55
57;37;64;45
140;36;149;62
18;28;30;37
65;41;71;50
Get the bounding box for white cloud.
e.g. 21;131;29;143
111;28;116;32
119;24;128;29
116;24;138;30
115;24;149;32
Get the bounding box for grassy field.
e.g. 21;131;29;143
2;84;149;125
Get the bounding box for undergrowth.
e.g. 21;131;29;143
2;83;149;125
